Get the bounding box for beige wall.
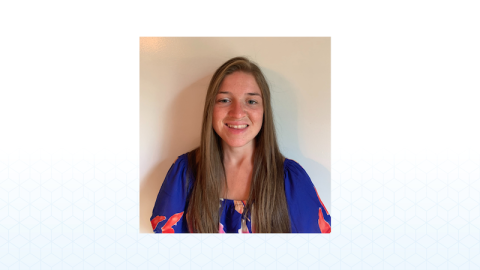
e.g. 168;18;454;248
139;37;331;233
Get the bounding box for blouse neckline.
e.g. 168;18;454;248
220;198;247;202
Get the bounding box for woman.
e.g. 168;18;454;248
151;57;331;233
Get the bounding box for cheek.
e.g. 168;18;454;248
212;106;220;121
212;107;223;128
252;110;264;127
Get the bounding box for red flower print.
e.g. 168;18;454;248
161;212;184;233
318;208;331;233
151;216;166;231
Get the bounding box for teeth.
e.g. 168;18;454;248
228;124;248;129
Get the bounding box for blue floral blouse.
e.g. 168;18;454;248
151;153;331;233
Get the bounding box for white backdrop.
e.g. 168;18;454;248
1;1;480;269
140;37;331;233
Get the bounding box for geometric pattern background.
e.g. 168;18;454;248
2;152;479;269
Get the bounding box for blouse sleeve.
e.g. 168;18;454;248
284;159;331;233
150;154;191;233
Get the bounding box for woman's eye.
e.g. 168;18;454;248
248;100;258;105
218;99;229;103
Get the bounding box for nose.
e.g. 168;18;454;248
228;100;246;119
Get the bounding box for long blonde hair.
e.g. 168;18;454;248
186;57;291;233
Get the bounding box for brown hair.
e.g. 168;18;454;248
186;56;291;233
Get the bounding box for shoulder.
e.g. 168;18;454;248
159;152;193;196
283;158;312;185
283;158;317;202
168;151;194;176
283;158;305;171
173;152;189;167
165;153;189;179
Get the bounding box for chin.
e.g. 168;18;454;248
223;140;253;149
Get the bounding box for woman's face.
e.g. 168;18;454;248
212;71;264;150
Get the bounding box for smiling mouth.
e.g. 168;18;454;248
226;124;249;129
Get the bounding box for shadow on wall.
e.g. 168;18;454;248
139;75;210;233
265;68;331;207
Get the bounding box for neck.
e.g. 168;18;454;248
221;140;256;200
222;141;255;166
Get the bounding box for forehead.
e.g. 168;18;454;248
218;72;262;95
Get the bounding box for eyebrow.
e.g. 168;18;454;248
218;91;261;96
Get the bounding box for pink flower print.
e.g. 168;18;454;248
219;222;225;233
